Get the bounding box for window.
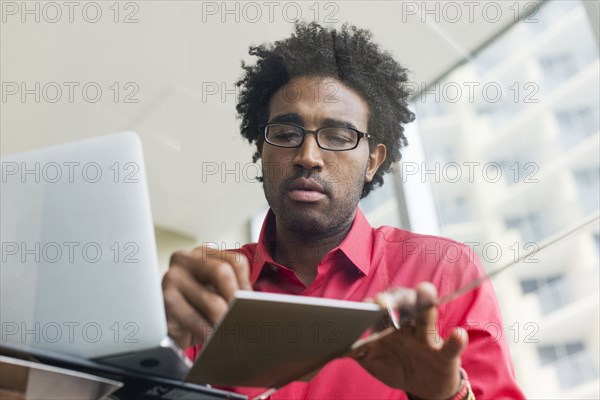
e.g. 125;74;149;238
555;351;598;389
494;155;538;187
573;169;600;214
538;342;599;389
505;211;551;243
536;276;572;315
555;107;599;148
537;345;558;365
520;275;572;315
519;279;539;295
538;52;578;86
519;275;561;295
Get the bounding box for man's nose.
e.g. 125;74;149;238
292;133;325;172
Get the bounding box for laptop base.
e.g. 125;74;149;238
95;337;192;380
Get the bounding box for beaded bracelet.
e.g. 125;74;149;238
448;368;474;400
406;368;474;400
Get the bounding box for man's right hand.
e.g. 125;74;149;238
161;245;252;350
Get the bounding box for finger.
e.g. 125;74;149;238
388;288;417;323
374;289;415;311
414;282;438;323
166;251;230;316
163;287;213;345
168;250;193;272
222;250;252;291
189;245;240;302
176;270;229;324
415;282;440;346
373;289;417;328
393;289;417;322
415;282;438;310
441;327;468;360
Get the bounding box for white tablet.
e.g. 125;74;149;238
185;290;383;388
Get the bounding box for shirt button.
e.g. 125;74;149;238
271;265;279;272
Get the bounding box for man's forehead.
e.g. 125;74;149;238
269;113;359;128
271;76;359;102
268;76;370;127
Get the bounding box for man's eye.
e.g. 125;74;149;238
328;134;353;142
323;130;355;143
273;131;299;140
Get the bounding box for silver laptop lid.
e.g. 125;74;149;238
1;132;167;358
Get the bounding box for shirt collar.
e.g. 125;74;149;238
336;207;373;276
249;207;373;284
249;209;277;284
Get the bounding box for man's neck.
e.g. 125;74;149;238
272;212;355;286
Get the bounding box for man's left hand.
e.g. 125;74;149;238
349;282;467;400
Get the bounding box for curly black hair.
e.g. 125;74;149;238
236;21;415;198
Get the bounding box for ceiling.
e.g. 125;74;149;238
0;1;542;241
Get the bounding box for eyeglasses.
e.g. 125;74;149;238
259;122;370;151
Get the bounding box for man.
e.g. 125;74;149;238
162;22;524;399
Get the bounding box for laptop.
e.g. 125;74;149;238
0;132;192;380
0;132;387;395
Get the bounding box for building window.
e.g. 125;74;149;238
494;155;538;187
535;277;573;315
537;342;599;389
573;168;600;214
555;106;599;148
538;52;578;87
519;275;562;295
520;275;573;315
505;211;551;243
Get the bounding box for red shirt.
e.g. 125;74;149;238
186;208;524;399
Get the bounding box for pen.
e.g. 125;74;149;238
385;295;400;330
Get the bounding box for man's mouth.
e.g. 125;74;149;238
286;178;327;203
287;189;326;202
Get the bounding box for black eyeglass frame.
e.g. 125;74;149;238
258;122;371;151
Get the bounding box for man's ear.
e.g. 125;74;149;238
365;144;386;182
